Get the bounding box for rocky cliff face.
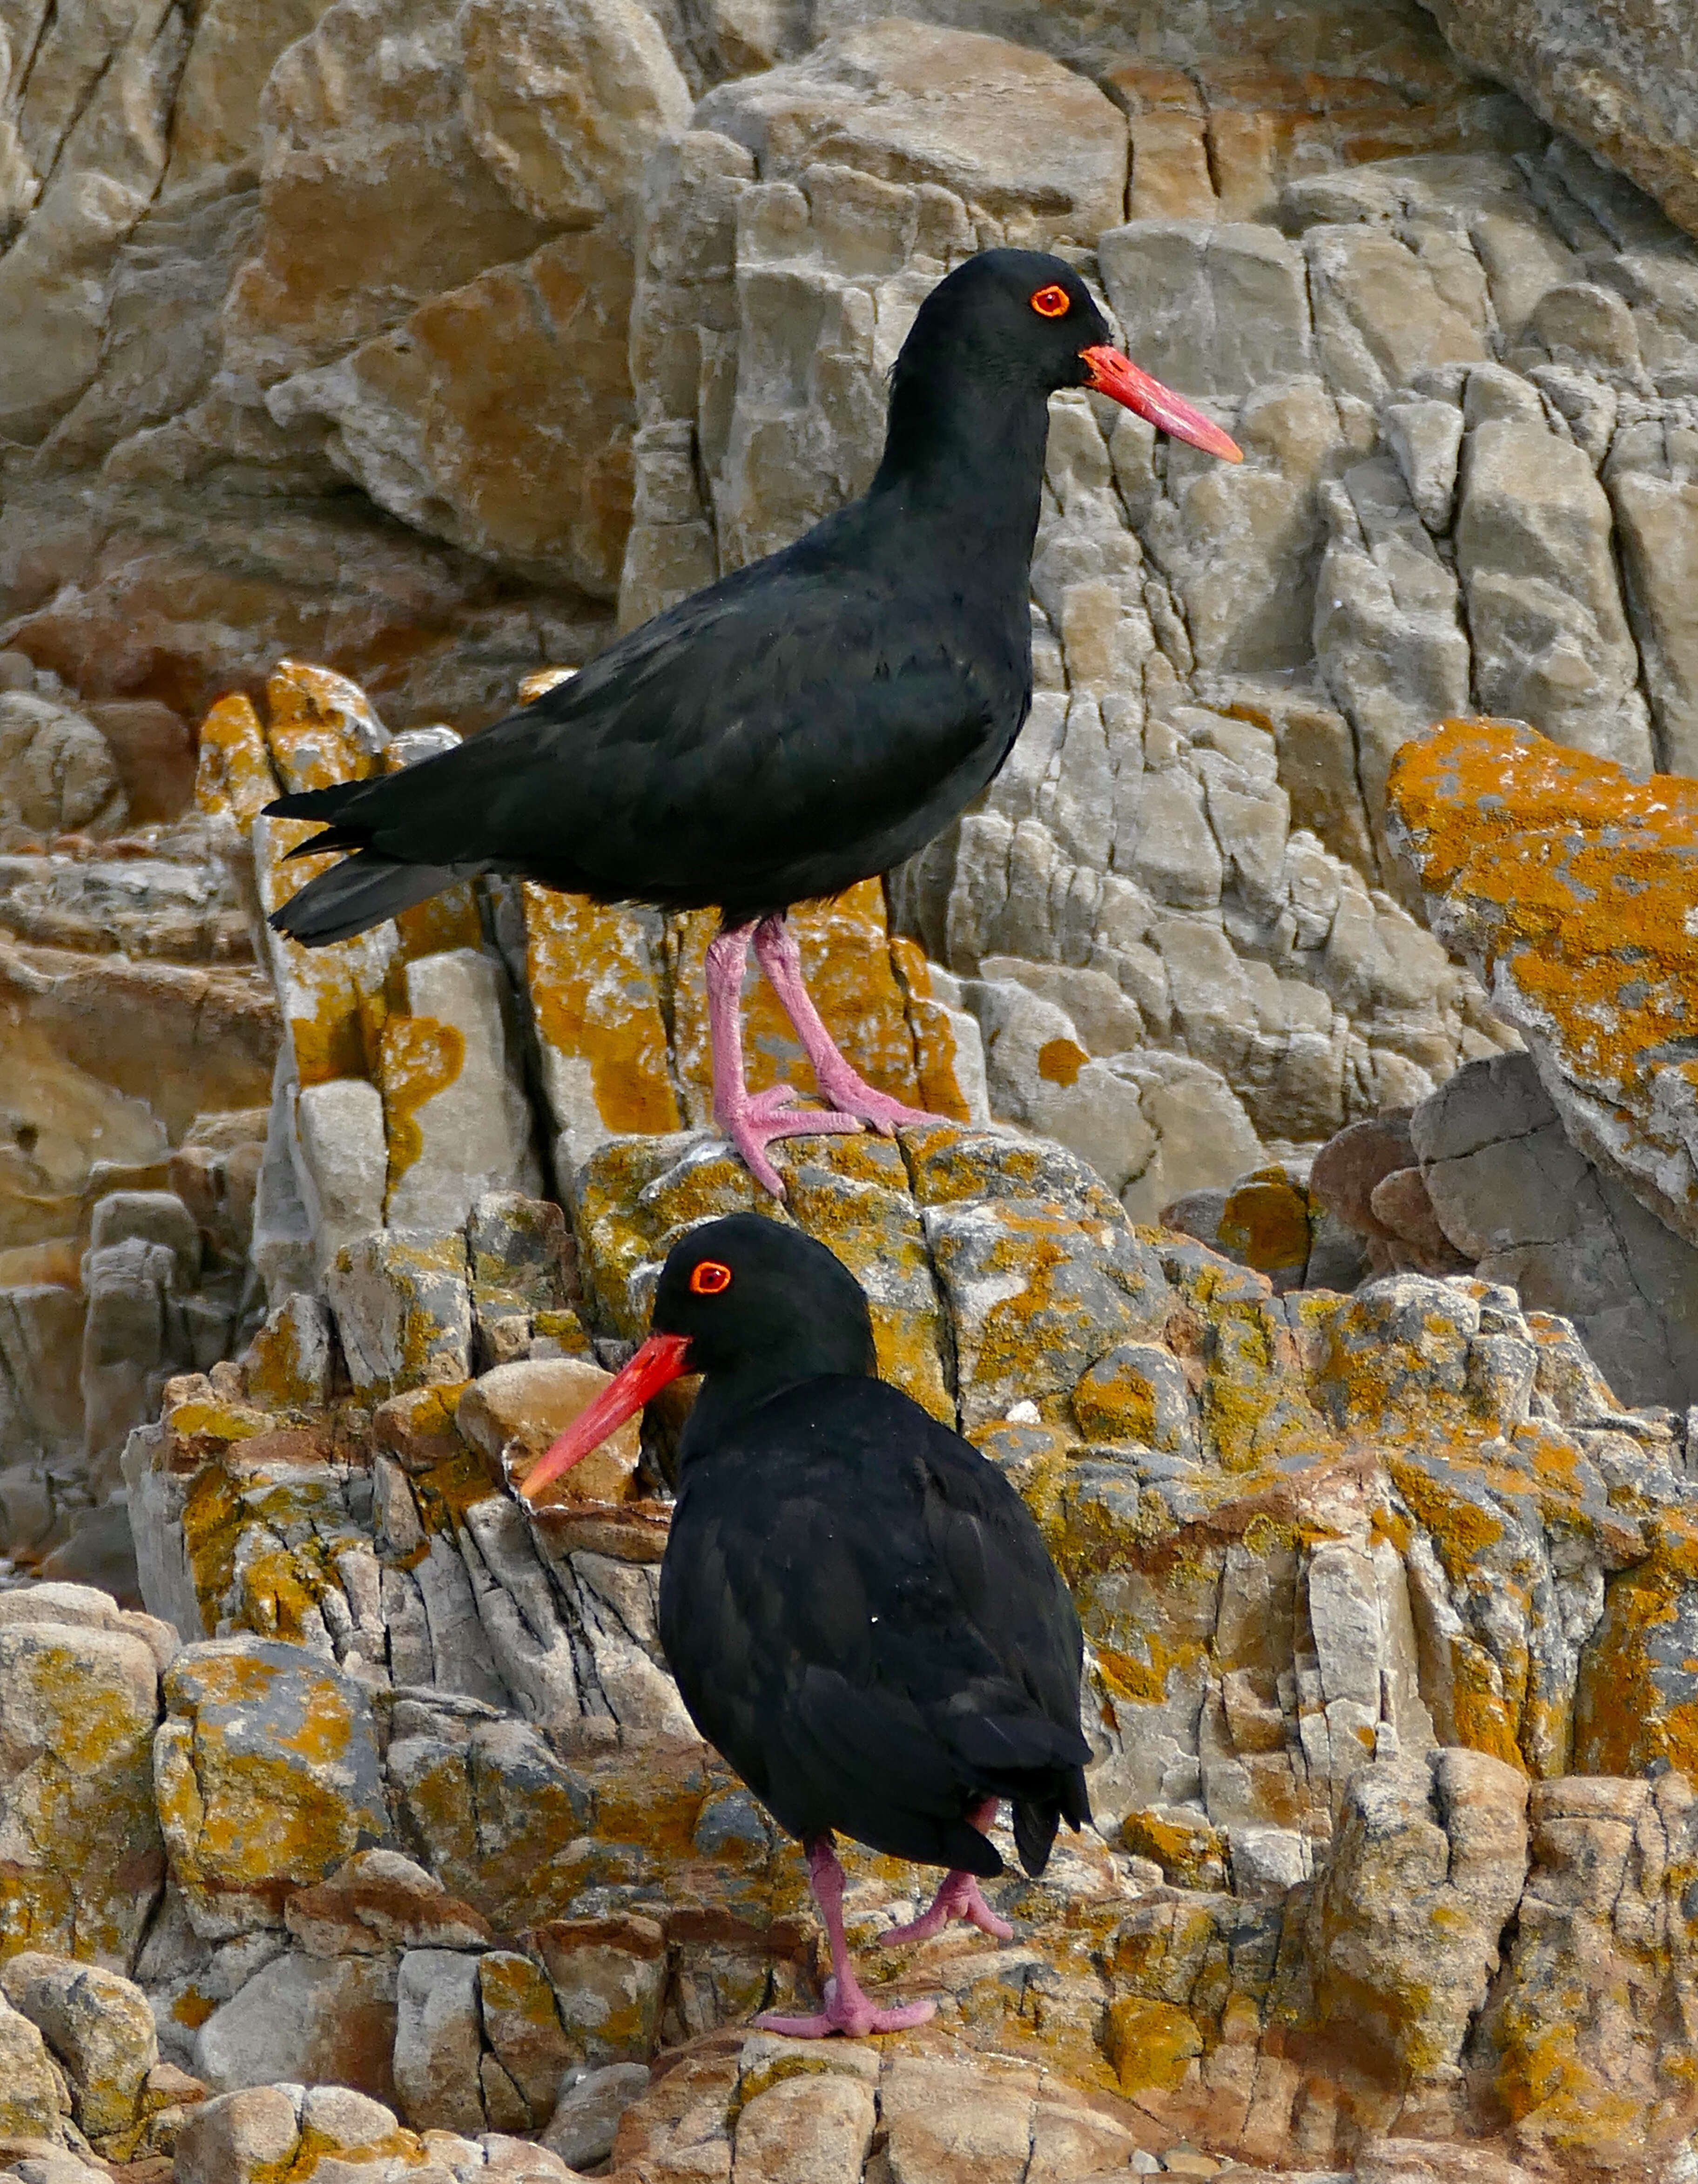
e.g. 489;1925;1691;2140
2;2;1698;2177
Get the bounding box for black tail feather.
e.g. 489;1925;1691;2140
1013;1798;1059;1877
267;780;372;823
1011;1764;1090;1878
270;852;462;946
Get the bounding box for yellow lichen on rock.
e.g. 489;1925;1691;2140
263;661;388;794
156;1639;388;1938
1387;717;1698;1245
524;884;681;1138
193;692;279;834
668;882;930;1117
377;1012;466;1188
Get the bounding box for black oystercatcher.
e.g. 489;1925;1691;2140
520;1213;1092;2037
266;250;1240;1194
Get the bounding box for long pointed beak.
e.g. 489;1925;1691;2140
1079;345;1242;462
519;1332;693;1501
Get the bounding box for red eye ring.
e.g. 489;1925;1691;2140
1030;284;1071;318
689;1259;733;1296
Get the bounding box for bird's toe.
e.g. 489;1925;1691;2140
756;1977;937;2039
716;1084;865;1197
813;1065;937;1135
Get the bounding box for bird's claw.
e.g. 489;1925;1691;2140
880;1874;1014;1947
811;1064;936;1137
756;1977;937;2040
716;1083;863;1197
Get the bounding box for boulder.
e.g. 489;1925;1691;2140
155;1638;389;1938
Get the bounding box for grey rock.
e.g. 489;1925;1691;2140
1413;1051;1698;1409
193;1951;398;2104
541;2059;651;2169
394;1948;485;2134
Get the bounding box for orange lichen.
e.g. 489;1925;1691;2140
669;882;928;1116
889;935;974;1121
378;1012;466;1188
264;659;388;793
194;692;279;832
524;886;682;1136
1388;723;1698;1228
1217;1170;1313;1276
1105;1996;1204;2094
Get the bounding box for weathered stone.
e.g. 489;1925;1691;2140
0;1607;164;1972
269;228;639;598
283;1848;492;1957
155;1638;388;1938
0;1953;155;2147
540;2058;650;2168
324;1230;473;1400
457;0;691;229
1388;719;1698;1257
457;1359;642;1508
192;1947;398;2103
528;1915;667;2065
0;1994;71;2143
478;1949;575;2127
732;2066;876;2184
0;696;127;848
379;948;543;1232
1418;0;1698;241
394;1946;485;2133
696;21;1128;246
1310;1749;1529;2091
1455;422;1652;772
1410;1048;1698;1406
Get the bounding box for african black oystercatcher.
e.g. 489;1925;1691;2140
519;1213;1092;2037
267;250;1240;1194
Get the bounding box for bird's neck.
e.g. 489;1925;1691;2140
678;1354;874;1467
867;376;1052;557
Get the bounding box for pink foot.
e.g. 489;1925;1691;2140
717;1082;862;1198
881;1870;1014;1947
756;1977;937;2039
810;1058;937;1136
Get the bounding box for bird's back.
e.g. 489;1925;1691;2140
270;500;1034;931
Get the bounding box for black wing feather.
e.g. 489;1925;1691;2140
658;1376;1089;1878
265;517;1028;932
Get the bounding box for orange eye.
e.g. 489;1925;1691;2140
689;1259;733;1296
1030;284;1071;318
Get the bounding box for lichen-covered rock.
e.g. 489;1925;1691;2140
155;1638;388;1939
174;2080;567;2184
0;1991;71;2144
0;1596;166;1973
0;1952;156;2148
1309;1750;1529;2098
1480;1771;1698;2162
1388;719;1698;1252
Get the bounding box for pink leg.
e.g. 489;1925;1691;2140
754;915;935;1134
880;1800;1014;1947
707;921;860;1198
756;1838;937;2039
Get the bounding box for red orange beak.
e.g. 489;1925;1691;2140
518;1332;693;1501
1079;345;1242;463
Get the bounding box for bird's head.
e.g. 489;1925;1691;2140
891;247;1241;463
519;1213;875;1501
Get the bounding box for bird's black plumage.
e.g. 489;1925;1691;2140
596;1214;1090;1877
521;1212;1094;2034
266;250;1113;941
662;1371;1091;1879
